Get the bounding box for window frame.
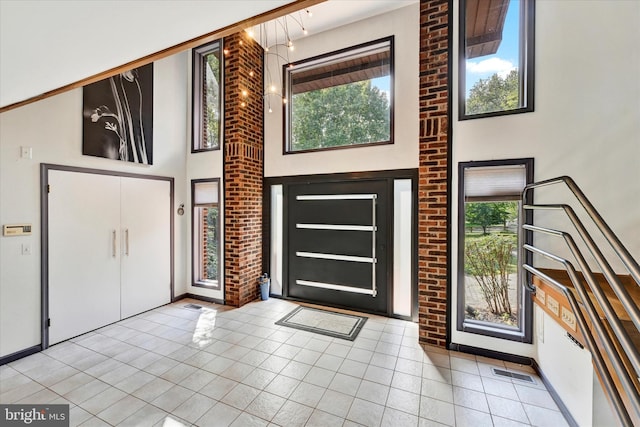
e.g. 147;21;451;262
191;178;221;289
458;0;535;120
192;39;224;153
457;158;534;342
283;36;395;154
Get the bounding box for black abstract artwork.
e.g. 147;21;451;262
82;63;153;164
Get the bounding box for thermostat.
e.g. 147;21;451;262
3;224;32;236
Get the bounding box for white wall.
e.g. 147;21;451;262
264;3;419;177
184;49;225;301
0;0;292;108
0;53;189;358
450;0;640;357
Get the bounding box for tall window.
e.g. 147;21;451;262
192;179;220;288
459;0;535;119
193;40;223;151
284;37;393;153
458;159;533;342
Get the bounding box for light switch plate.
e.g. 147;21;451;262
20;146;32;159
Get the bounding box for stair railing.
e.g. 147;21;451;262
521;175;640;427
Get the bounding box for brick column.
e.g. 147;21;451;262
418;0;450;347
224;31;264;307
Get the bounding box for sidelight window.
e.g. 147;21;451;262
458;159;533;341
192;179;220;288
192;40;223;151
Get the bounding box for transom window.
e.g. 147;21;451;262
192;179;220;288
458;159;533;342
284;37;394;153
459;0;535;119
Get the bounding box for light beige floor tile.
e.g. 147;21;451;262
197;402;242;427
151;384;195;412
487;394;529;423
338;359;368;378
451;370;484;392
244;391;286;421
328;372;361;396
522;403;569;427
382;407;419;427
363;364;394;385
113;370;156;394
391;371;422;394
347;397;385;426
317;389;354;418
241;368;277;390
131;377;174;402
454;405;494;427
180;369;217;392
272;400;313;427
387;387;421;415
264;374;299;398
356;379;390;405
63;379;110;405
229;412;268;427
96;394;146;425
221;383;261;410
171;392;216;424
118;404;169;427
306;409;345;427
79;386;128;415
289;381;325;407
199;376;239;400
69;406;93;427
421;378;453;403
420;395;455;426
514;383;558;409
303;366;335;387
453;386;489;412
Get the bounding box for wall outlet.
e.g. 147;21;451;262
546;296;559;316
561;306;577;331
21;243;32;255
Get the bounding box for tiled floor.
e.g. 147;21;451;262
0;298;568;426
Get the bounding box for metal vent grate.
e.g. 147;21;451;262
492;368;535;383
184;303;202;310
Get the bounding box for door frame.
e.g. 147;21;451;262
263;168;418;320
40;163;175;349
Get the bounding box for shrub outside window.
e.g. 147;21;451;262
457;159;533;342
192;179;220;288
284;37;394;153
193;40;223;152
459;0;534;119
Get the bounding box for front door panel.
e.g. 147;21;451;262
287;180;389;314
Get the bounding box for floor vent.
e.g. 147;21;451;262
184;303;203;310
492;368;535;383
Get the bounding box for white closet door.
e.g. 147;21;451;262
48;170;122;344
120;177;171;318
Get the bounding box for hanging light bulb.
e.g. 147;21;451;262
249;70;255;77
241;90;249;98
270;84;277;93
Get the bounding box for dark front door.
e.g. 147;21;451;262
287;179;389;314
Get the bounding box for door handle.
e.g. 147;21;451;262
112;230;117;258
125;229;129;256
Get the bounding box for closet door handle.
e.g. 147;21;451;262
125;229;130;256
112;230;117;258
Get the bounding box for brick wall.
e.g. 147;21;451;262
224;31;264;307
418;0;450;347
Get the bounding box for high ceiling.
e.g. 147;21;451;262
0;0;416;109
